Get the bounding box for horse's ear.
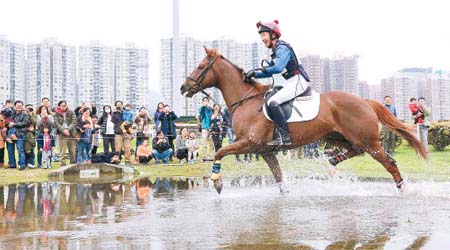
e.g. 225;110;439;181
203;46;210;55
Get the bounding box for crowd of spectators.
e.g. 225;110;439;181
0;95;249;170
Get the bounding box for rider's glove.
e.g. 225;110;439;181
243;70;256;82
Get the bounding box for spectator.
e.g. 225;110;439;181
241;153;260;163
36;105;55;168
136;139;153;164
41;97;59;162
159;104;177;152
91;151;121;164
3;99;14;108
76;109;93;163
154;102;164;132
302;143;319;158
197;97;214;162
223;108;240;162
25;104;36;126
91;115;101;155
186;131;199;163
175;127;189;163
36;106;55;133
40;97;53;114
122;104;134;123
418;97;431;151
6;100;29;170
74;102;97;118
134;107;152;149
382;95;397;155
0;114;5;168
210;104;225;152
24;105;36;168
152;130;173;164
112;101;132;164
36;125;55;169
98;105;115;154
54;100;77;166
0;100;14;167
409;97;421;124
120;120;134;152
24;123;36;169
4;104;17;145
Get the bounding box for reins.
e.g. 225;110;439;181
229;87;266;116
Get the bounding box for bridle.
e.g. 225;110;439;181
185;55;220;102
186;54;267;117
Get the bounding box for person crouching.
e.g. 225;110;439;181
136;139;153;164
152;130;173;164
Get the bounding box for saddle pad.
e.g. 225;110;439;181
263;90;321;123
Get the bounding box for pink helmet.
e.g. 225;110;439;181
256;20;281;37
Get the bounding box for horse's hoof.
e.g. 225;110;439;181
396;180;405;193
327;165;337;178
278;183;289;194
213;179;223;194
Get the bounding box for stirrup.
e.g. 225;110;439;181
267;136;291;146
267;137;283;146
282;138;292;145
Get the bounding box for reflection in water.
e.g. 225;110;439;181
0;177;199;248
0;177;449;249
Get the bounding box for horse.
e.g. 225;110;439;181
180;47;427;194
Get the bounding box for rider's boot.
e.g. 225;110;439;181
267;103;292;146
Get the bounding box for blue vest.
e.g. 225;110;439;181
271;40;310;82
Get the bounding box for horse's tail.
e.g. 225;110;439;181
366;99;428;159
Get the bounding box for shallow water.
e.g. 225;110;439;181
1;176;450;249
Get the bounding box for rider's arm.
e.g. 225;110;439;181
255;45;290;78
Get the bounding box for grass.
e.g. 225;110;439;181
1;142;449;186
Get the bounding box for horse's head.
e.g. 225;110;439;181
181;47;221;98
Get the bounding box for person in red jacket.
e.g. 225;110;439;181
408;97;424;124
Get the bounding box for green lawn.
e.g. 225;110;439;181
1;141;449;186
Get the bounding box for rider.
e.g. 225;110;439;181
244;20;310;146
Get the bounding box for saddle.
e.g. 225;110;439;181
264;86;312;120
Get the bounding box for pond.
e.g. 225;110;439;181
1;176;450;249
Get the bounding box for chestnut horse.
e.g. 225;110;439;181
181;48;427;194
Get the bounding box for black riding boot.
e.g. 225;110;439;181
267;103;292;146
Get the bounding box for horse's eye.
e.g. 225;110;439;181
198;64;205;70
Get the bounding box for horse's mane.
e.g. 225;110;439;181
220;56;270;92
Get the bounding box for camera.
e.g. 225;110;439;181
1;107;14;118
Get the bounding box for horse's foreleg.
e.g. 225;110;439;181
210;140;251;194
328;148;360;166
325;139;362;166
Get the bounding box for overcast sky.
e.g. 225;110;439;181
1;0;449;91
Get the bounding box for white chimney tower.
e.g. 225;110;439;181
172;0;183;114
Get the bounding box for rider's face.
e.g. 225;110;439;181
260;32;272;48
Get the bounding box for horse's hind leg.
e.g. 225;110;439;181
261;152;288;193
367;142;404;190
260;152;282;183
